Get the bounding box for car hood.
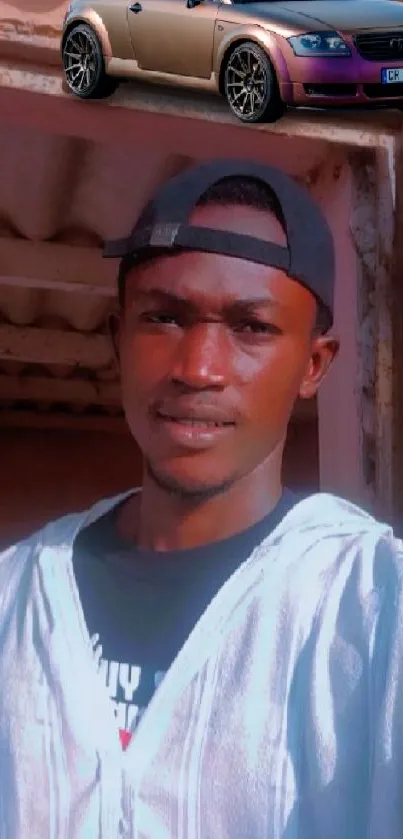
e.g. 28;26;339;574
223;1;403;35
282;0;403;33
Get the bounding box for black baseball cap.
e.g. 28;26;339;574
104;159;335;327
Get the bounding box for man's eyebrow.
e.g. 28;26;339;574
130;288;284;311
131;289;194;307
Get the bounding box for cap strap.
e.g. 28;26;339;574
104;223;290;273
175;225;290;271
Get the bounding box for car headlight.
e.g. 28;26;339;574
288;31;351;57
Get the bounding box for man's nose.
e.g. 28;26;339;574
170;322;230;390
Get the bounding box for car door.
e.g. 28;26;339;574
126;0;220;78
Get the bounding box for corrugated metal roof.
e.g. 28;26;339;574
0;3;208;423
0;100;191;421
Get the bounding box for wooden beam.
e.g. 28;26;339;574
0;238;116;296
0;324;113;369
0;374;121;406
0;409;127;434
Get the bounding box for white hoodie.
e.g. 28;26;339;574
0;491;403;839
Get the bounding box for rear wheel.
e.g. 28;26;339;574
62;23;118;100
224;41;285;124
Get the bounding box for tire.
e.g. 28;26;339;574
62;23;118;100
223;41;285;124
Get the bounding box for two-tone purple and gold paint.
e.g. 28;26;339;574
267;3;403;109
62;0;403;123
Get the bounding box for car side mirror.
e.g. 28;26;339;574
187;0;202;8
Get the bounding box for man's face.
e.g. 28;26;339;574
116;202;337;496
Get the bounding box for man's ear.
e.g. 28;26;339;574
299;335;339;400
108;310;121;366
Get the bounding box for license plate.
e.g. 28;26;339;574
381;67;403;83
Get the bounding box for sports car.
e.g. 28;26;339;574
61;0;403;123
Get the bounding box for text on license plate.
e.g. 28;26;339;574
381;67;403;84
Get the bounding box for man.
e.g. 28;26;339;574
1;159;402;839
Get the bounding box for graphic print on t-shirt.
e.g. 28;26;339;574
91;633;166;749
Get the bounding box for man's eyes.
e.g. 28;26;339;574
139;312;280;336
233;320;280;335
141;312;178;325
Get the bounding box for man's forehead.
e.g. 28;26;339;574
189;201;287;246
131;285;282;310
125;251;296;314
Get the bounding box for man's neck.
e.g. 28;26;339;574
115;456;283;552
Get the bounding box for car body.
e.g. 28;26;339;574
61;0;403;122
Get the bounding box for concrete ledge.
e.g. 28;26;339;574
0;55;402;155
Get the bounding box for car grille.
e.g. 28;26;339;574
355;31;403;61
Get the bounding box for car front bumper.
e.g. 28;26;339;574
279;48;403;108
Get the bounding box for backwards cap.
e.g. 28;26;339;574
104;159;335;326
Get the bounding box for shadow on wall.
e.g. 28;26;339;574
0;426;143;549
0;418;318;549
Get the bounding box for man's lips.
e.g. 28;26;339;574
152;405;237;448
154;404;237;427
156;413;235;429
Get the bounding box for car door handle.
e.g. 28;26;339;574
129;2;142;12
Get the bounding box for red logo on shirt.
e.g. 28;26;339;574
119;729;133;750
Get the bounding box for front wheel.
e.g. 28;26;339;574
62;23;118;100
224;42;285;124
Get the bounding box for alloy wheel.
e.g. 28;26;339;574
225;45;268;121
63;28;99;96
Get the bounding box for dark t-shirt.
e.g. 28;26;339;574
73;491;295;749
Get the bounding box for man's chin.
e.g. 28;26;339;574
144;460;234;501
